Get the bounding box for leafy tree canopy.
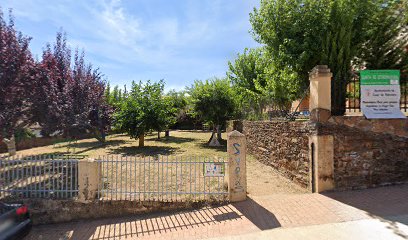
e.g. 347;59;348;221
115;80;176;144
189;78;236;126
249;0;407;115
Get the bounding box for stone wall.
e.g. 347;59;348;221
318;117;408;190
228;117;408;191
228;120;311;188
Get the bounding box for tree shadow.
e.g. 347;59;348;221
55;140;126;150
145;136;195;144
198;139;227;152
108;146;180;156
54;140;127;155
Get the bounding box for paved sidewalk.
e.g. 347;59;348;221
209;217;408;240
24;184;408;240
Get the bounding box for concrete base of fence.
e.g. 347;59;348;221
12;199;226;225
78;159;100;202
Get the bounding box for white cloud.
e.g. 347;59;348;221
2;0;259;86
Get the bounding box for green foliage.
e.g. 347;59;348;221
228;47;270;118
358;0;408;71
188;78;236;127
165;90;198;129
114;80;176;139
250;0;333;91
106;84;125;108
228;47;299;119
14;128;36;143
249;0;406;115
166;90;188;110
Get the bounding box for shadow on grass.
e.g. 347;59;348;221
55;140;127;155
108;145;179;156
145;136;195;144
56;139;126;149
198;139;227;152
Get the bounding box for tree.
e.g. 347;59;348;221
115;80;175;146
70;49;111;141
358;0;408;71
0;9;37;155
31;32;74;137
228;47;299;119
32;32;111;141
165;90;190;131
227;47;270;119
250;0;372;115
188;78;236;146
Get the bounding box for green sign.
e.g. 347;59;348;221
360;69;405;119
360;70;400;85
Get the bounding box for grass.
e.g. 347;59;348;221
7;130;227;158
2;130;307;201
2;131;229;202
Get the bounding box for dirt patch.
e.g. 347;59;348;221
246;156;309;196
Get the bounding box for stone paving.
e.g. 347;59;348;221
210;217;408;240
25;184;408;240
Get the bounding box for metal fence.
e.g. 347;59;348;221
0;155;79;199
96;156;228;202
346;72;408;113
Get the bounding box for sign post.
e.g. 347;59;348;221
360;70;406;119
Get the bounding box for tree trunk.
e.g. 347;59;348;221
95;129;106;143
208;126;221;146
139;134;145;147
165;130;170;137
157;131;161;139
4;135;17;156
216;125;222;140
100;130;106;143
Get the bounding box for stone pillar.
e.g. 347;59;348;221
309;65;335;192
309;65;332;122
78;158;100;202
227;130;247;202
309;135;334;192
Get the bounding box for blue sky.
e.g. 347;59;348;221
2;0;260;91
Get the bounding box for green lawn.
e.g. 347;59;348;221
9;130;227;158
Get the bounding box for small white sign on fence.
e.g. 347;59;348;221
203;162;225;177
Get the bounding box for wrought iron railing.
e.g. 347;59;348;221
96;155;228;202
0;155;79;199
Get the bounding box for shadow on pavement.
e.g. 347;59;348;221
232;197;281;230
26;202;274;240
